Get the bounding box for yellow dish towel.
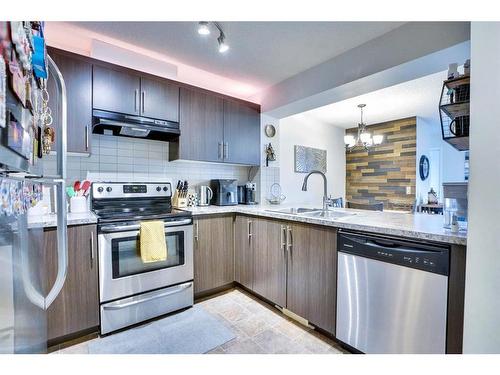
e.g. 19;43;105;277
140;221;167;263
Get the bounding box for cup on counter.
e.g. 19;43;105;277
70;196;88;213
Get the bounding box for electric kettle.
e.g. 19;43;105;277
198;185;213;206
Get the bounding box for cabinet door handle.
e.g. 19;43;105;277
218;142;223;160
142;91;145;113
248;220;253;241
134;90;138;113
90;231;95;268
85;124;89;150
223;142;229;159
281;225;286;250
194;221;199;242
287;225;293;253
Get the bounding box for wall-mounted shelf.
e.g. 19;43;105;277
439;75;470;151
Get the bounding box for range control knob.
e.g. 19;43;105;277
156;186;161;192
97;187;104;193
163;186;168;192
106;187;112;193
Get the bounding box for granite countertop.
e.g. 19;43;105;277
28;211;98;229
186;204;467;246
26;204;467;246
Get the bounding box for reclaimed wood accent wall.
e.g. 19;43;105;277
345;117;416;211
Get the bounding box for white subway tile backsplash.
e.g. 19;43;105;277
45;135;258;195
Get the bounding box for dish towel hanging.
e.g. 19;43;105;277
140;221;167;263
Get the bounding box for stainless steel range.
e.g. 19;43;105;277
91;182;193;335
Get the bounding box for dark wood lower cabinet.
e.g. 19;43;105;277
286;223;337;334
252;217;287;307
234;215;254;290
234;215;336;334
193;215;234;295
43;225;99;343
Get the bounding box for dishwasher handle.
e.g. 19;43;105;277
338;231;449;276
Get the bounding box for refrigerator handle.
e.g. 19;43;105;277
44;55;68;310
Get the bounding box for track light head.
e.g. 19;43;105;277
197;21;210;35
217;34;229;53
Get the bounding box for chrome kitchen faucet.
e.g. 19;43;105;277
301;170;330;211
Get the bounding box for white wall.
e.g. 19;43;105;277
44;134;251;188
416;117;466;202
279;114;345;206
259;114;281;203
463;22;500;353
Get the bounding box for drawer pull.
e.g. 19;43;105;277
103;283;192;310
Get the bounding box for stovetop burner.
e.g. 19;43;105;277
91;182;192;223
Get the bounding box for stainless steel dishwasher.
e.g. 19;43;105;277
336;230;449;354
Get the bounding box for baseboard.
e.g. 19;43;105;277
48;327;99;352
194;282;236;301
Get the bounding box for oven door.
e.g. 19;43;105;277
98;219;193;303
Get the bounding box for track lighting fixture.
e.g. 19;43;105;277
197;21;210;35
196;21;229;53
217;34;229;53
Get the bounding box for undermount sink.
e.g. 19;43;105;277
300;210;356;220
266;207;321;215
266;207;355;220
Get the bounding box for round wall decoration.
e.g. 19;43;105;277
264;124;276;138
419;155;430;181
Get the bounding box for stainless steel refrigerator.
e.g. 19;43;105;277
0;49;68;354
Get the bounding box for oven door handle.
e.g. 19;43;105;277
100;218;192;233
102;283;193;310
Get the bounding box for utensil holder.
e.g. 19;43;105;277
70;196;88;213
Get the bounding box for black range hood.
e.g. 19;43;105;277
92;109;180;141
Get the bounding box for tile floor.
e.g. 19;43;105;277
57;288;346;354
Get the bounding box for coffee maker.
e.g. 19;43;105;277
244;182;257;205
210;179;238;206
237;182;257;205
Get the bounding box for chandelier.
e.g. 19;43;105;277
344;104;383;151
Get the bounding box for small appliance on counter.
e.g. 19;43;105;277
237;182;257;205
210;179;238;206
198;185;213;206
237;185;246;204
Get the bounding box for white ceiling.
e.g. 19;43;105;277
301;70;448;128
72;21;405;89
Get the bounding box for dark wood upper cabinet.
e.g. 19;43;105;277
47;48;92;154
93;65;141;116
170;93;260;165
286;223;337;334
170;87;224;162
140;76;179;122
223;100;260;165
43;225;99;343
193;215;234;295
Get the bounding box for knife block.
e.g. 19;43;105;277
172;191;188;208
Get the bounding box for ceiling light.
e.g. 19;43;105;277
344;135;355;147
217;34;229;53
197;22;210;35
345;104;383;151
197;21;230;53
